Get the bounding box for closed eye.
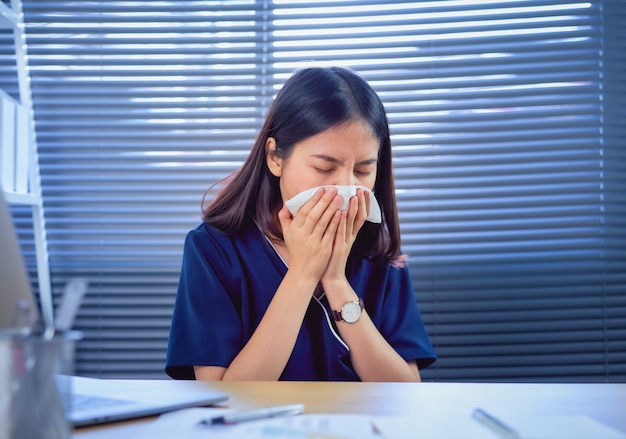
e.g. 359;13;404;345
314;167;334;174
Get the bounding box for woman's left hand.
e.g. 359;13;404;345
320;187;370;290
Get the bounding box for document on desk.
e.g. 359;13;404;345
372;410;626;439
133;407;380;439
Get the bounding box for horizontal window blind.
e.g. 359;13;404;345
601;0;626;382
1;0;623;381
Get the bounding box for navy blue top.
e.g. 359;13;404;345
166;222;436;381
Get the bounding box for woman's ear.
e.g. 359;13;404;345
265;137;282;177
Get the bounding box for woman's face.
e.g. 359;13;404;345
266;119;379;203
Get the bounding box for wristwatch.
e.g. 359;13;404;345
331;298;364;323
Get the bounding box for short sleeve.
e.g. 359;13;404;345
363;262;436;370
165;226;245;379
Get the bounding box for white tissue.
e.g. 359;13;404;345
284;185;382;223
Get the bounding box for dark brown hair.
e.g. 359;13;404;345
202;66;403;264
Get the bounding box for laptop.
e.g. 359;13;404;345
0;190;228;426
68;376;228;427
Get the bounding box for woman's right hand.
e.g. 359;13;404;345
278;187;343;284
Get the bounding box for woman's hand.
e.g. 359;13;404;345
278;187;343;284
321;188;370;291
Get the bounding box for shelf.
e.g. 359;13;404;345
0;1;18;29
1;0;53;329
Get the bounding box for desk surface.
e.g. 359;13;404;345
74;380;626;438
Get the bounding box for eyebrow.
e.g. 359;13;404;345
310;154;378;166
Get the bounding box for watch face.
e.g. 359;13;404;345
341;301;362;323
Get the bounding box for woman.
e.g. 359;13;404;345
166;66;435;381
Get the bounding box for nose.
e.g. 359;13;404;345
333;169;358;187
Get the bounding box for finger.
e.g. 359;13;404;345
277;204;293;236
344;195;358;240
303;187;340;231
322;209;343;248
292;187;325;227
312;194;342;238
357;188;368;222
349;189;367;239
278;204;292;225
278;203;292;220
331;210;350;264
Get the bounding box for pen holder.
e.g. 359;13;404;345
0;330;81;439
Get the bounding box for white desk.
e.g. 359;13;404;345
73;380;626;438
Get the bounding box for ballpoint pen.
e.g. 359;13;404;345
472;408;521;439
198;403;305;426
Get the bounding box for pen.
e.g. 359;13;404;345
472;408;520;439
198;403;305;426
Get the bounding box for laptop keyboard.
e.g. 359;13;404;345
72;393;134;411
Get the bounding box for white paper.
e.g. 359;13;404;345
373;414;490;439
372;412;626;439
134;407;379;439
484;411;626;439
285;185;382;223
